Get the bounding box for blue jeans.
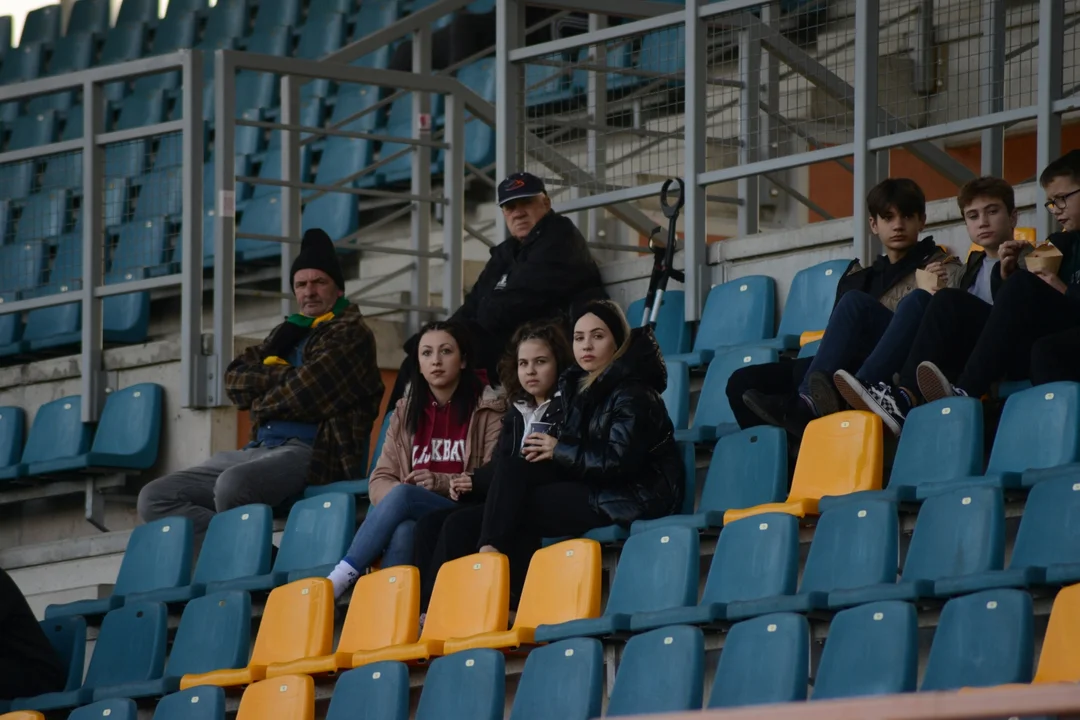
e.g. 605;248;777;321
343;483;457;571
799;289;933;395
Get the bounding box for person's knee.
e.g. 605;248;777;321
379;483;414;514
898;289;932;311
213;464;258;512
136;477;170;522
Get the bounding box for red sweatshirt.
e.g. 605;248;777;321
411;395;471;474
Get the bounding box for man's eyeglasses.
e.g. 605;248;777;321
1044;188;1080;211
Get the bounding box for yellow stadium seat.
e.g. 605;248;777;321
265;566;420;679
443;539;602;654
351;553;509;667
724;410;883;523
969;227;1038;258
0;712;46;719
236;674;314;720
799;330;824;347
1034;583;1080;684
180;578;334;689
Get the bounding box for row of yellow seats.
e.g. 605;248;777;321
179;538;602;690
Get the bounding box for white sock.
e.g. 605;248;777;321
328;560;360;599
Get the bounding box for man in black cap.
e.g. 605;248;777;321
390;172;606;401
137;229;385;538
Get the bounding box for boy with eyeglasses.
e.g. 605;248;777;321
844;152;1080;433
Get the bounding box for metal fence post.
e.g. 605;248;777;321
443;92;465;316
587;13;608;250
80;80;105;422
852;0;880;265
212;49;237;407
980;0;1006;177
180;49;207;408
410;26;433;335
495;0;522;182
1037;0;1064;241
738;17;761;238
683;0;707;321
281;73;301;316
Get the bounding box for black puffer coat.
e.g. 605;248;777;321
552;326;683;524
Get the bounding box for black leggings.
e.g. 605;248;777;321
896;288;992;395
1031;326;1080;385
724;357;813;430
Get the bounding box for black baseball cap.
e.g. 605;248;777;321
497;172;547;206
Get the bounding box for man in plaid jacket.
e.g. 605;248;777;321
137;229;384;537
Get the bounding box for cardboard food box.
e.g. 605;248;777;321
916;268;947;292
1026;243;1063;276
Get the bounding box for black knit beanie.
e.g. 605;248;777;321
290;228;345;290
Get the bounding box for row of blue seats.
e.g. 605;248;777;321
0;383;161;483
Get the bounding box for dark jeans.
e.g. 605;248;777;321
799;290;933;394
1031;327;1080;385
726;357;813;430
897;288;993;396
413;505;485;611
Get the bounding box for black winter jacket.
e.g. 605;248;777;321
552;327;683;525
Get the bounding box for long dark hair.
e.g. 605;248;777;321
403;320;484;435
497;321;574;402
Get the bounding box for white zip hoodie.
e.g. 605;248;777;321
514;397;552;451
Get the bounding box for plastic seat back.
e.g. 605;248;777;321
194;505;273;585
628;290;691;357
903;486;1004;583
422;553;509;642
19;6;60;46
236;675;313;720
790;411;883;505
509;637;602;720
296;12;347;60
1035;583;1080;683
812;601;917;700
776;259;852;338
252;0;302;35
113;517;193;597
608;625;703;716
39;615;87;692
707;613;808;708
99;21;146;67
701;513;799;605
455;59;497;168
922;589;1034;690
1010;475;1080;571
68;0;111;35
661;360;689;429
0;240;47;295
8;111;57;150
693;276;775;352
801;499;898;595
337;566;420;653
514;539;601;629
15;190;67;243
84;602;169;689
199;0;248;52
20;395;92;466
68;700;137;720
326;663;408;720
165;592;251;680
0;44;44;86
605;526;698;616
134;168;183;219
152;687;226;720
889;397;983;493
701;427;787;515
273;494;355;574
415;650;504;720
693;348;778;430
115;0;158;27
987;382;1080;474
89;383;163;468
250;579;335;668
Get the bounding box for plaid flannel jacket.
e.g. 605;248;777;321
225;303;385;485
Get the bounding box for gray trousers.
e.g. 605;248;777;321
137;440;312;536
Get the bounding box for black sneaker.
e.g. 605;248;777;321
833;373;909;436
805;371;842;416
742;390;787;428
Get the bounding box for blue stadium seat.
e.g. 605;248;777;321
666;276;776;367
330;72;388;136
249;146;313;199
1;110;58;197
452;58;497;172
308;0;355;17
0;239;47;295
0;45;45;121
152;687;227;720
813;601;918;700
305;412;390;498
12;602;168;712
0;17;9;61
828;485;1004;609
197;0;249;58
98;22;148;101
235;194;283;261
534;525;699;642
935;473;1080;594
67;0;111;35
19;6;61;47
607;626;703;716
1;233;79;356
706;613;808;708
629;513;798;631
628;290;692;357
39;616;88;699
921;589;1034;690
373;92;446;186
106;91;167;179
14;190;67;243
3;394;92;481
26;383;163;477
524;55;577;108
133;12;198;94
264;98;324;153
797;339;820;358
46;517;192;618
295;13;347;99
675;348;778;443
660;359;689;429
234;27;292;111
0;407;26;479
209;493;355;592
326;663;409;720
164;0;208;16
993;383;1080;488
761;258;852;350
115;0;159;27
94;591;251;701
416;650;504;720
110;217;170;275
633;426;787;534
69;700;138;720
135;167;183;219
27;33;95;114
508;638;603;720
252;0;302;35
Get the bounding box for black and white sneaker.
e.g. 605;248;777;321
917;361;965;402
832;371;908;436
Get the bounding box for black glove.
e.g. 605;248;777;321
263;321;310;361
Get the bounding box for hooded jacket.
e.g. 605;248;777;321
834;237;964;311
367;384;507;505
552;326;683;524
960;245;1033;302
470;392;566;498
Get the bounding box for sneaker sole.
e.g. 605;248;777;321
832;370;870;412
917;362;954;403
835;375;903;436
742;392;785;428
806;372;841;416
